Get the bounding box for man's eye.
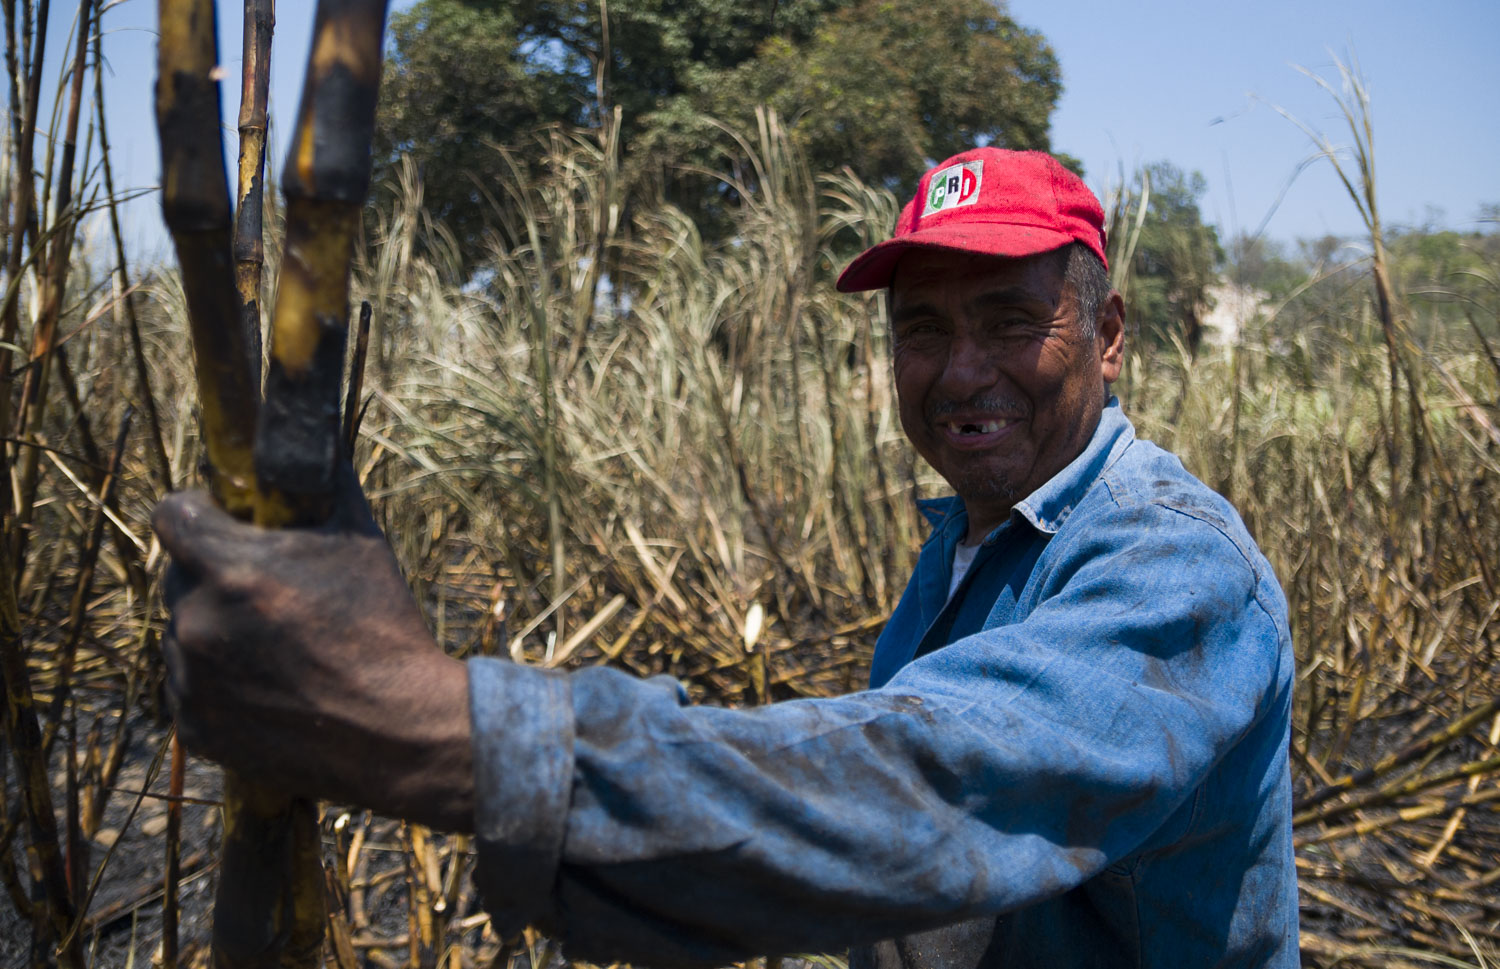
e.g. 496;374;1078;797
987;317;1040;337
896;321;943;339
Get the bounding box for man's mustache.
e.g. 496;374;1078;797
927;395;1028;421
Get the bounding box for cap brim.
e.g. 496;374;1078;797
835;223;1079;293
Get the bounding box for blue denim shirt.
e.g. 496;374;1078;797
468;400;1299;968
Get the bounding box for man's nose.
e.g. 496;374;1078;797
936;331;1001;400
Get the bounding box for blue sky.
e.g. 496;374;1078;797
72;0;1500;260
1008;0;1500;245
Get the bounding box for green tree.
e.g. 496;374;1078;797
692;0;1060;190
375;1;579;259
1227;235;1304;302
376;0;846;263
1386;222;1500;345
1122;162;1223;355
374;0;1062;269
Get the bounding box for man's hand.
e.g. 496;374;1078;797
152;472;474;832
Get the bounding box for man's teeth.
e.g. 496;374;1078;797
949;420;1012;434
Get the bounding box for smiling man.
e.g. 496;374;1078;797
831;149;1298;966
154;148;1298;969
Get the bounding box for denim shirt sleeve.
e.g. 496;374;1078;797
467;496;1284;968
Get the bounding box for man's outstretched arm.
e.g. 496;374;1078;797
156;479;1286;966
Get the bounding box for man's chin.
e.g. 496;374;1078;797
946;465;1020;509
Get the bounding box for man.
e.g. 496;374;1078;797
155;148;1298;967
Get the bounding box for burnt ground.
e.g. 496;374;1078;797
6;708;550;969
4;717;221;968
4;686;846;969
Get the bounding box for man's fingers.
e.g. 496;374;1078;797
161;616;215;760
327;460;383;538
151;489;258;574
161;622;190;715
162;560;193;609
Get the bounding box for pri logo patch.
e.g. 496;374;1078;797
922;161;983;217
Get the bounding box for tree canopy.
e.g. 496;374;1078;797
1117;162;1223;355
374;0;1062;268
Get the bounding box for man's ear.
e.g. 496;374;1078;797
1097;291;1125;384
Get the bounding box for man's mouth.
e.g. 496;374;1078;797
937;416;1022;447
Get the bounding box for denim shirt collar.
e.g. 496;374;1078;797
916;397;1136;544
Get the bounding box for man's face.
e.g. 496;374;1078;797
890;248;1124;540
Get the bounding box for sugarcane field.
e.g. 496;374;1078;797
1;0;1498;966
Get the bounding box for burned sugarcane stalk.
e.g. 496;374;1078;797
156;3;309;965
156;1;303;966
11;0;96;571
0;560;82;969
94;9;173;494
342;300;372;451
257;0;388;525
237;1;392;961
157;1;390;966
0;0;48;453
156;0;258;516
234;0;272;379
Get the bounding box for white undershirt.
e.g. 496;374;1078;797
948;542;981;600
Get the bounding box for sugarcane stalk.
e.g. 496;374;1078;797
1294;694;1500;813
158;1;390;966
0;544;82;969
44;407;131;742
161;733;186;969
156;0;258;515
11;0;93;569
342;300;372;452
238;4;389;961
155;3;315;967
1293;753;1500;829
0;0;48;454
234;0;272;379
94;2;172;494
257;0;388;526
49;416;134;880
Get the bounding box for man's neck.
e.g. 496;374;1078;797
963;515;1005;546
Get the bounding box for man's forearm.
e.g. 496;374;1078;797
346;650;474;832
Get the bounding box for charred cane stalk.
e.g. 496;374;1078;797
157;0;391;964
257;0;387;525
156;0;389;966
0;0;48;453
11;0;95;569
156;3;307;965
156;0;258;515
234;0;272;378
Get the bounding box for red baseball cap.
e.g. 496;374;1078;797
836;147;1108;292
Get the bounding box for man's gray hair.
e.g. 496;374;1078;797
1061;242;1110;339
